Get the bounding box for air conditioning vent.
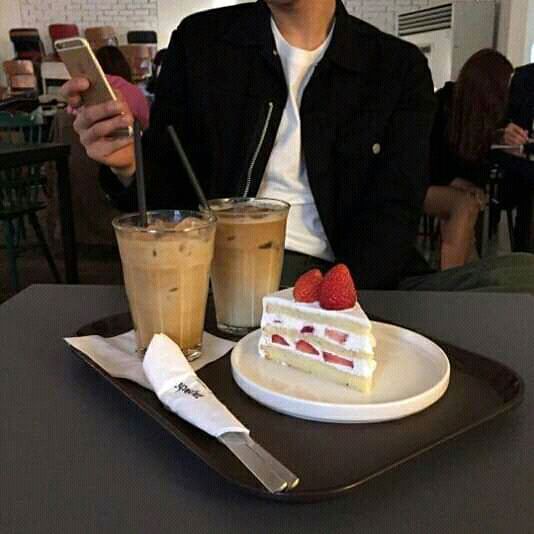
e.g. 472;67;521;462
398;3;453;36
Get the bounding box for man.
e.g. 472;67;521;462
499;63;534;252
503;63;534;145
63;0;534;291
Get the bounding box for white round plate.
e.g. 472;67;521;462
231;322;450;423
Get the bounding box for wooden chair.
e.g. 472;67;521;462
485;164;517;251
119;45;153;82
0;111;61;290
85;26;118;51
127;30;157;45
49;24;80;55
41;60;70;95
2;60;38;96
9;28;45;64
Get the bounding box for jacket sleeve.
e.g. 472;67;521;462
507;68;533;132
342;46;436;289
100;22;199;212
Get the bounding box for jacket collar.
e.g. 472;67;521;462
223;0;376;74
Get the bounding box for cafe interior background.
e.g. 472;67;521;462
0;0;533;302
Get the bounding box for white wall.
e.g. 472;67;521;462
496;0;511;56
17;0;158;53
0;1;22;85
157;0;248;51
527;0;534;62
503;0;529;66
1;0;531;87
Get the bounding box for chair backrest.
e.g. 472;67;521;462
0;110;46;211
0;96;41;114
9;28;45;63
119;45;153;82
85;26;118;51
2;60;38;95
3;60;34;76
49;24;80;53
41;60;71;95
127;30;157;45
0;110;43;144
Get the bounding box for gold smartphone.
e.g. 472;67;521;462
55;37;132;137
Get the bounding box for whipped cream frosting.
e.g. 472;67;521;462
264;288;372;329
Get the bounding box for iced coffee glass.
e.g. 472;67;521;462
113;210;216;360
208;198;289;335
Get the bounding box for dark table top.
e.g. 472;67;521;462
0;142;70;167
1;285;532;533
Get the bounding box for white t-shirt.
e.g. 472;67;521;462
257;19;335;262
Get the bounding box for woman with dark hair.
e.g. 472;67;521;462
446;49;514;186
425;49;514;269
95;46;150;128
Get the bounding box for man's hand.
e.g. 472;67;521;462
503;122;528;146
61;77;136;177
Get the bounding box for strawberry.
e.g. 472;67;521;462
325;328;348;344
323;351;354;369
319;264;357;310
272;334;289;346
293;269;323;303
300;326;314;334
296;340;319;355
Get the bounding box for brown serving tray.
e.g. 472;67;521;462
72;302;524;502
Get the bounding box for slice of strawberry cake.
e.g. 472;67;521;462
258;265;377;393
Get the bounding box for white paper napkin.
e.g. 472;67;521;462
64;330;236;391
143;334;248;437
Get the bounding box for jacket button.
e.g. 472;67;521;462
372;143;381;155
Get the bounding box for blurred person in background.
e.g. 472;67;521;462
503;63;534;145
499;63;534;252
145;48;167;96
95;46;150;129
425;49;513;269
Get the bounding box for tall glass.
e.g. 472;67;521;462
208;198;289;335
113;210;216;360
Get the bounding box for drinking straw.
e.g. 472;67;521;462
133;119;148;227
167;125;211;212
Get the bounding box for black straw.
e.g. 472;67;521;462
134;120;147;227
167;125;211;212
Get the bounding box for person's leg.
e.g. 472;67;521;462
423;185;482;270
399;253;534;292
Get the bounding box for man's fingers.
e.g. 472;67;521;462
511;126;528;140
61;77;90;97
86;135;134;161
60;77;90;109
66;95;83;110
505;123;528;145
73;100;127;132
80;113;133;146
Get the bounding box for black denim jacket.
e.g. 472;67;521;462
101;0;436;288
